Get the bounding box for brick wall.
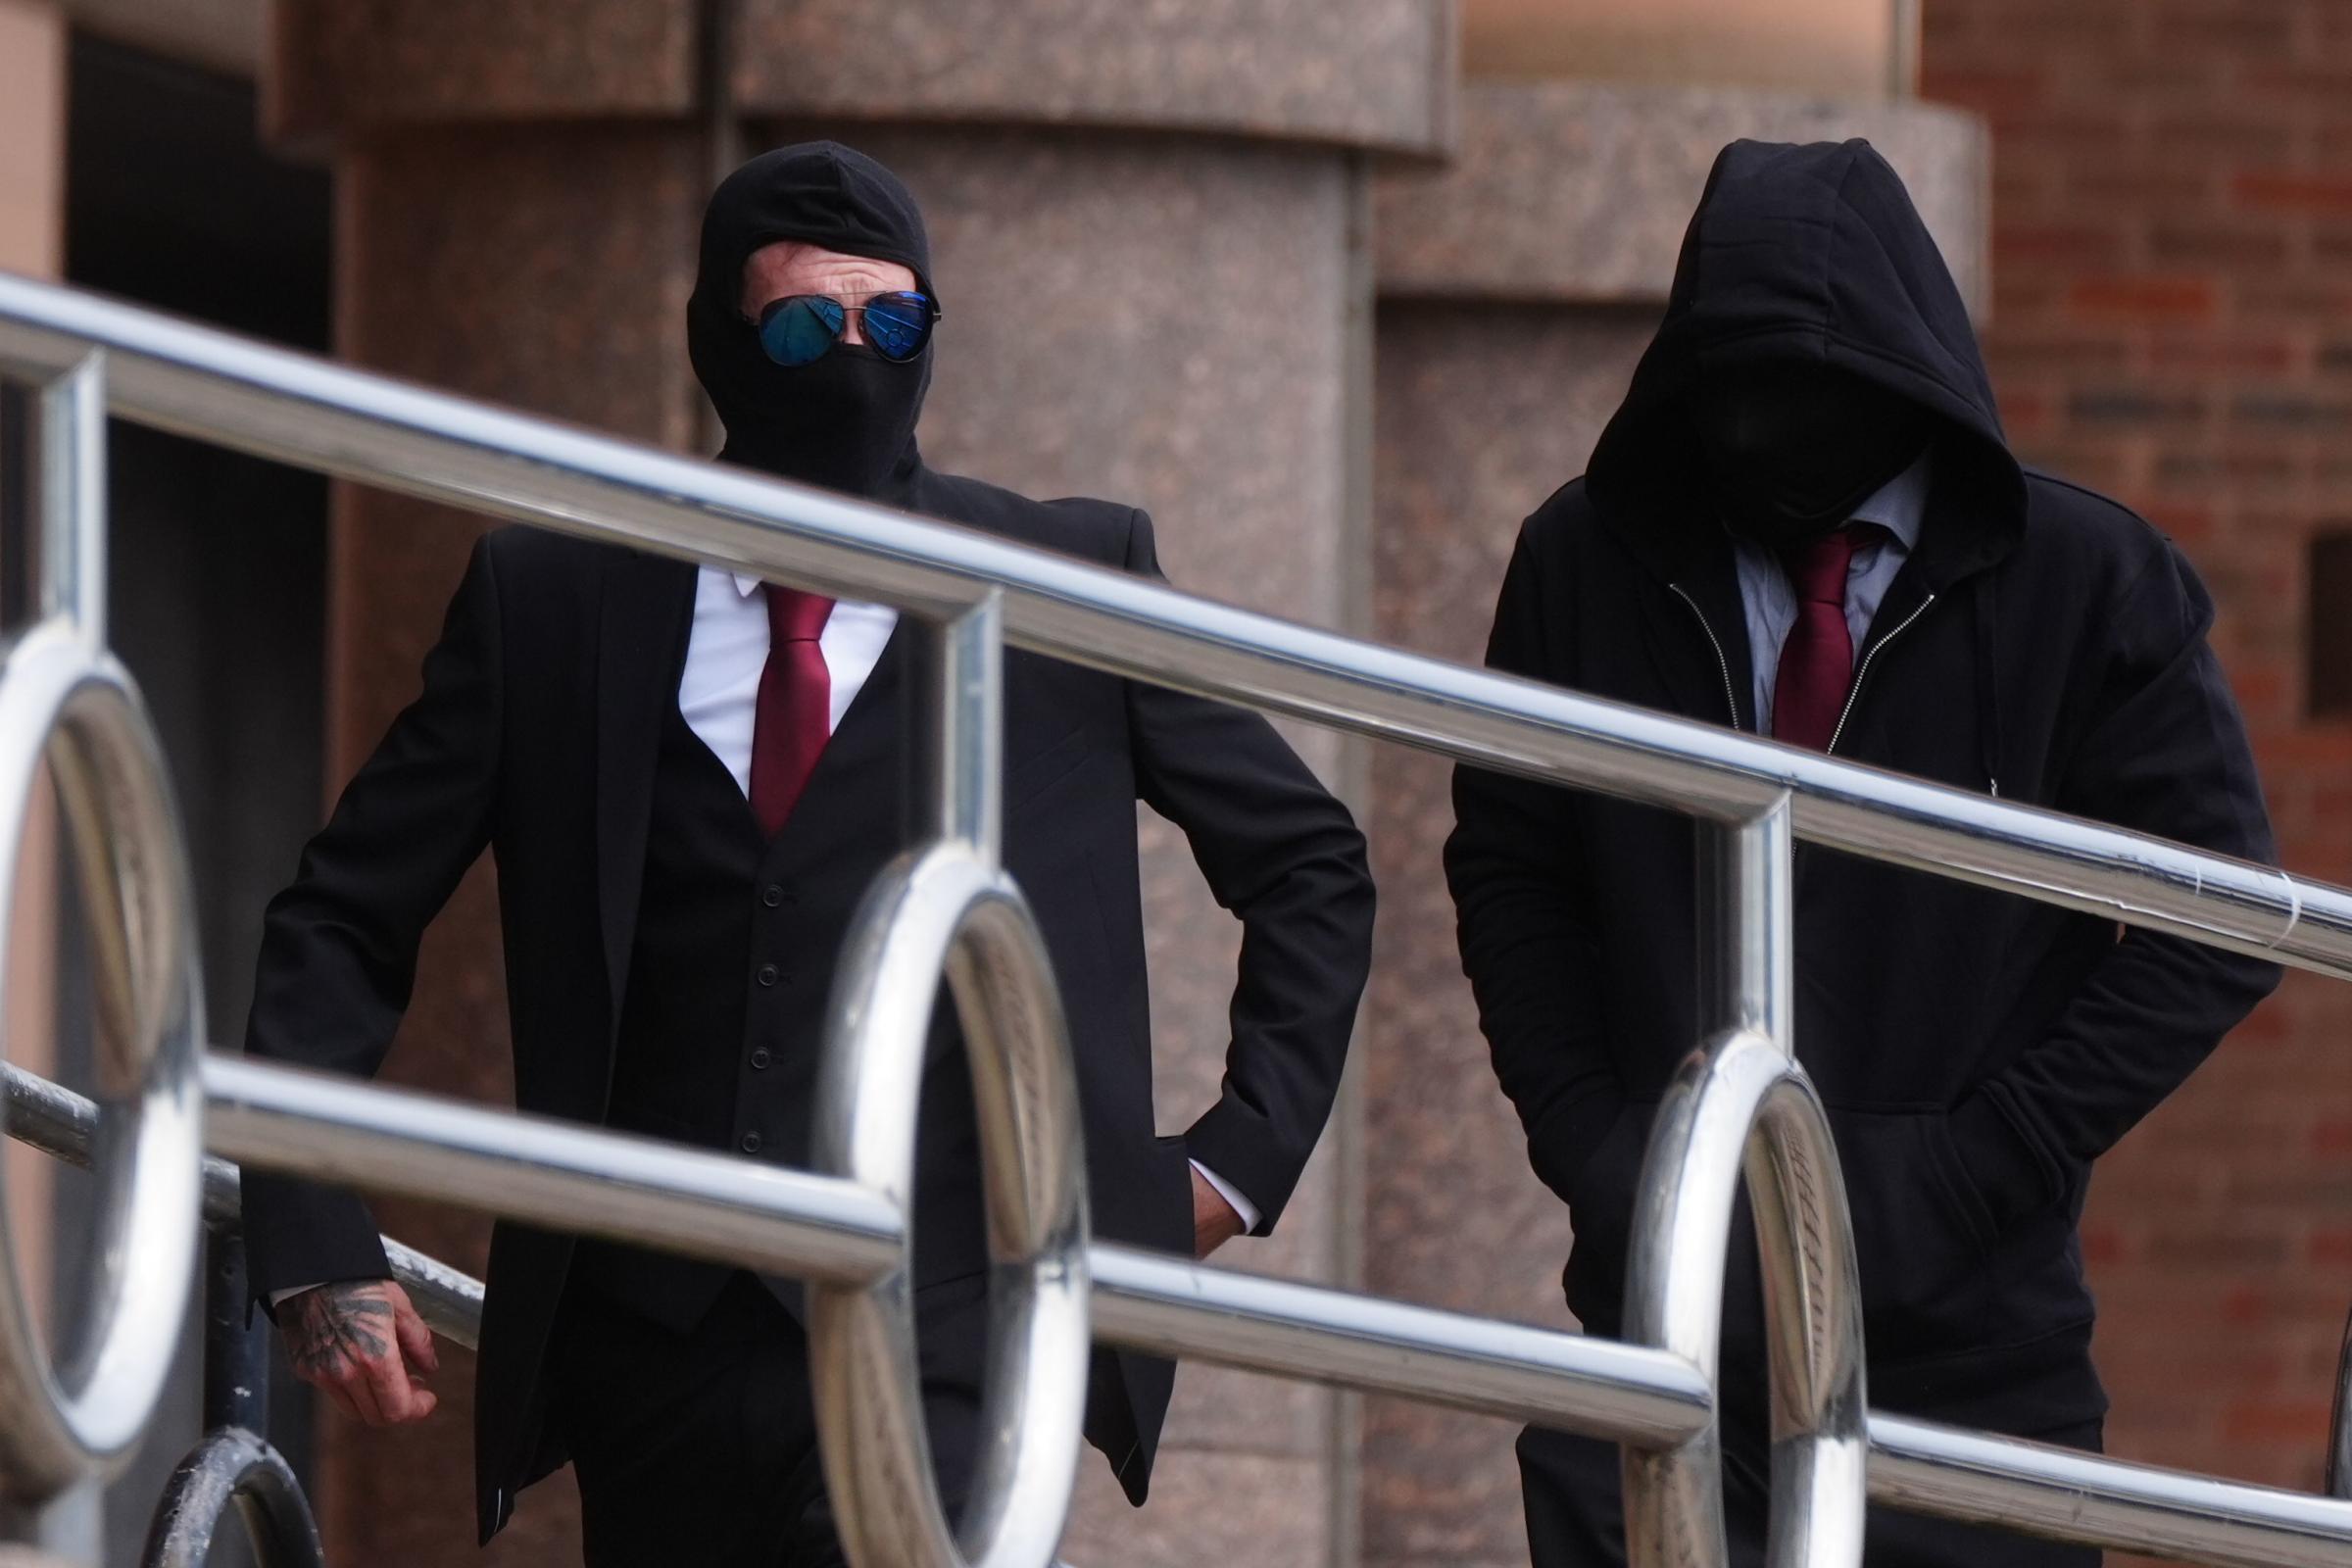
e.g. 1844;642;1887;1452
1924;0;2352;1509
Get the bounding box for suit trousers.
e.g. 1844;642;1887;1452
554;1270;989;1567
1519;1413;2104;1567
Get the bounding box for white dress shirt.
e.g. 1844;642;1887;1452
679;568;899;791
1731;449;1933;736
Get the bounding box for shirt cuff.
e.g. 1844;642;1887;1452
1189;1158;1260;1235
270;1284;327;1307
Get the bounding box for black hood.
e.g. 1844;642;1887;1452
686;141;937;499
1587;138;2023;569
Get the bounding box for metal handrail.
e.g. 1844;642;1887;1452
16;1056;2352;1564
0;274;2342;979
1;270;2349;1568
0;1064;481;1348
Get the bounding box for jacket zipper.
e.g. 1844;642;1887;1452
1826;592;1937;756
1667;582;1742;730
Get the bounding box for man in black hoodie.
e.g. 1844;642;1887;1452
1446;139;2279;1566
239;143;1376;1563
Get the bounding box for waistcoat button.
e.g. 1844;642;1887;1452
756;962;778;987
740;1131;762;1153
749;1048;772;1070
761;884;785;907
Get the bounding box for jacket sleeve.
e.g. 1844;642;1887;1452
1952;539;2282;1226
1119;510;1375;1234
238;534;506;1300
1443;518;1619;1204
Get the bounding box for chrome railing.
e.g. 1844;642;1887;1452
1;270;2350;1567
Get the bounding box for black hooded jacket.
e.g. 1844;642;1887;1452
1446;140;2279;1428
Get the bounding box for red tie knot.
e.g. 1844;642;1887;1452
1782;524;1878;609
765;585;836;644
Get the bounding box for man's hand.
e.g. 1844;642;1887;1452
280;1280;440;1426
1192;1166;1247;1258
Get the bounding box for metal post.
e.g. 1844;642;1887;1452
809;574;1084;1566
1697;795;1793;1049
1622;793;1823;1565
202;1231;267;1438
906;591;1004;866
39;351;105;645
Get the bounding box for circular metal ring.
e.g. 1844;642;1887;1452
807;842;1090;1568
139;1426;323;1568
0;625;205;1495
1619;1028;1870;1568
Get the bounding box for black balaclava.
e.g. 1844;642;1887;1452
686;142;937;500
1687;359;1930;550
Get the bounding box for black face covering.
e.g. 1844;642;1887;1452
686;142;937;500
1688;361;1930;549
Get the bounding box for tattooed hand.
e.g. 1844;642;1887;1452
279;1279;440;1426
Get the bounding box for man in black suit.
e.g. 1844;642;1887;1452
240;142;1376;1565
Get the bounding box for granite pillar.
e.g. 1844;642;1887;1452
1361;81;1986;1566
269;1;1449;1562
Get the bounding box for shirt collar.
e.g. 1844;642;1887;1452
729;573;898;627
1848;447;1933;551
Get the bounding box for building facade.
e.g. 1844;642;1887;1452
0;2;2338;1565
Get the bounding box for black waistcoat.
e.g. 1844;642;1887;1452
571;662;994;1332
571;695;816;1331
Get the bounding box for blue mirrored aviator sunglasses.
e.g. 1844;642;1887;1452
754;290;940;368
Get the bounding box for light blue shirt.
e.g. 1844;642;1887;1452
1732;449;1933;735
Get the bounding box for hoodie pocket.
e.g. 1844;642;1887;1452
1831;1109;1998;1362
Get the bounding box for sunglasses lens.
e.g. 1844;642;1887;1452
862;293;933;362
759;296;847;367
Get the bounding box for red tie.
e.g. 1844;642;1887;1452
1771;526;1868;751
749;586;836;835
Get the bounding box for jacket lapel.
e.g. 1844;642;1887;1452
594;549;698;1030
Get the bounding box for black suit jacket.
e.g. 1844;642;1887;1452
239;470;1376;1541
